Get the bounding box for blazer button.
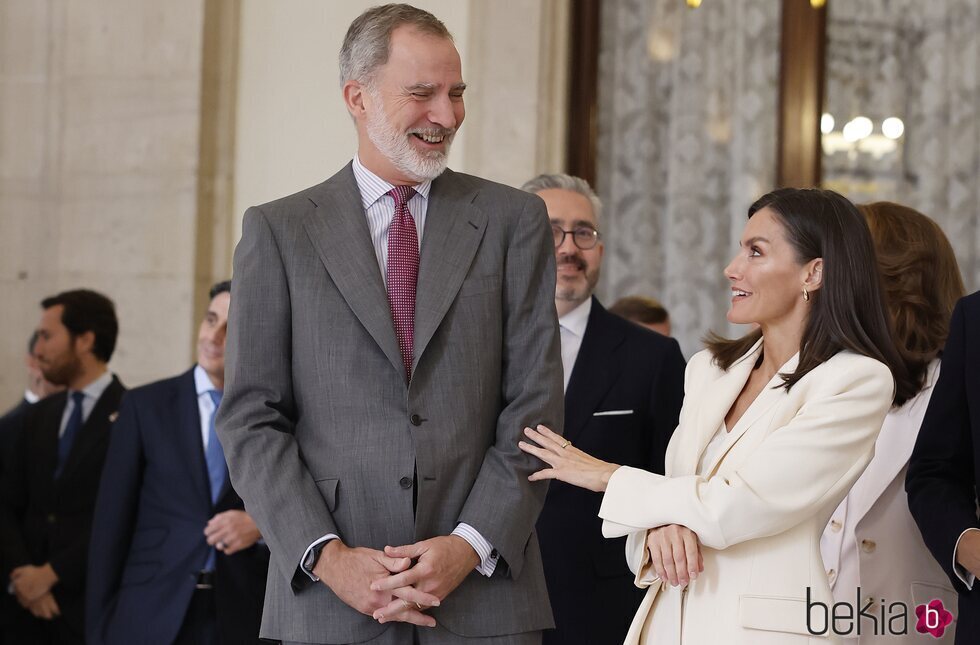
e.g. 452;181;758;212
46;513;57;524
860;539;876;553
410;414;423;426
830;520;842;532
399;476;413;489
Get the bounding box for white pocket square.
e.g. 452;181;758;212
593;409;634;417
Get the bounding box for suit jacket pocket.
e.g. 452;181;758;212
129;526;168;553
458;275;501;298
738;594;810;635
119;561;159;587
910;581;957;613
593;409;635;417
314;477;339;513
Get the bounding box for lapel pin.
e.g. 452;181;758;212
109;412;119;423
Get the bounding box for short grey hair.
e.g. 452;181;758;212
339;4;453;88
521;173;603;224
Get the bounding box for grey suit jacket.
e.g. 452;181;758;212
217;164;564;643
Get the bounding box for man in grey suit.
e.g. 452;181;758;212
216;4;564;645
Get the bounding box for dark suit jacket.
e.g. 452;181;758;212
0;398;31;489
0;376;125;635
537;298;686;645
86;368;268;645
907;291;980;645
0;397;31;641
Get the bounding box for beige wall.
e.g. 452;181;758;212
0;0;208;400
0;0;568;404
232;0;567;234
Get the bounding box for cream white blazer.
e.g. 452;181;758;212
599;340;894;644
820;359;956;644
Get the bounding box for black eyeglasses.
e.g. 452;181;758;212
552;224;601;250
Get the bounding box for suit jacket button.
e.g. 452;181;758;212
860;539;876;553
46;514;56;524
410;414;423;426
399;476;413;489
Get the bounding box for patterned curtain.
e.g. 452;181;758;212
824;0;980;289
595;0;781;358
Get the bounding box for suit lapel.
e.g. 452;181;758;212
412;169;488;371
563;300;626;445
39;392;68;479
303;165;404;378
702;350;799;477
57;377;123;482
674;343;758;476
174;369;213;512
851;361;938;522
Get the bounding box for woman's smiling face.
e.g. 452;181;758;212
724;207;812;328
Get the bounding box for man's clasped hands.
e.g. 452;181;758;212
314;534;480;628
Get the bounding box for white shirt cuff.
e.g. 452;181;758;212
452;523;498;577
953;528;980;589
300;534;339;581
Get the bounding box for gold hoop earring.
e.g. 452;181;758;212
802;287;810;302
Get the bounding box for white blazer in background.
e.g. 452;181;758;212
821;359;956;644
599;339;894;645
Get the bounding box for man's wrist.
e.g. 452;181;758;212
312;539;344;579
449;534;481;569
41;563;58;587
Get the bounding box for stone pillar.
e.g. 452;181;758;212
0;0;213;397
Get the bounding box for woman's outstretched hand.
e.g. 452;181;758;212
519;424;620;492
646;524;704;587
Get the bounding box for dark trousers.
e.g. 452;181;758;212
173;588;217;645
2;606;83;645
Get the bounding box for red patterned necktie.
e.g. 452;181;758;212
386;185;419;382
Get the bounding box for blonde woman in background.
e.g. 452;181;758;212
820;202;964;643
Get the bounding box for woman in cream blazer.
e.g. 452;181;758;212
521;188;915;645
819;202;965;644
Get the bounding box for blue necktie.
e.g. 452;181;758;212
204;390;226;571
205;390;227;504
54;391;85;479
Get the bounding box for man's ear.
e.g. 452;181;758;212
74;330;96;356
804;258;824;292
343;80;367;120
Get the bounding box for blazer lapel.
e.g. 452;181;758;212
57;377;123;481
174;369;213;512
851;361;939;522
677;341;761;476
563;300;626;445
412;169;488;371
303;165;404;379
39;392;68;479
702;351;799;477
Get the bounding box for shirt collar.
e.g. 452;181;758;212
194;364;220;396
24;389;40;404
352;154;432;210
72;370;113;402
558;297;592;338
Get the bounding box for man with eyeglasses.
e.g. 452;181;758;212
520;174;686;645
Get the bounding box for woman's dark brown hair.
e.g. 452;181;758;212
860;201;964;392
705;188;916;406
